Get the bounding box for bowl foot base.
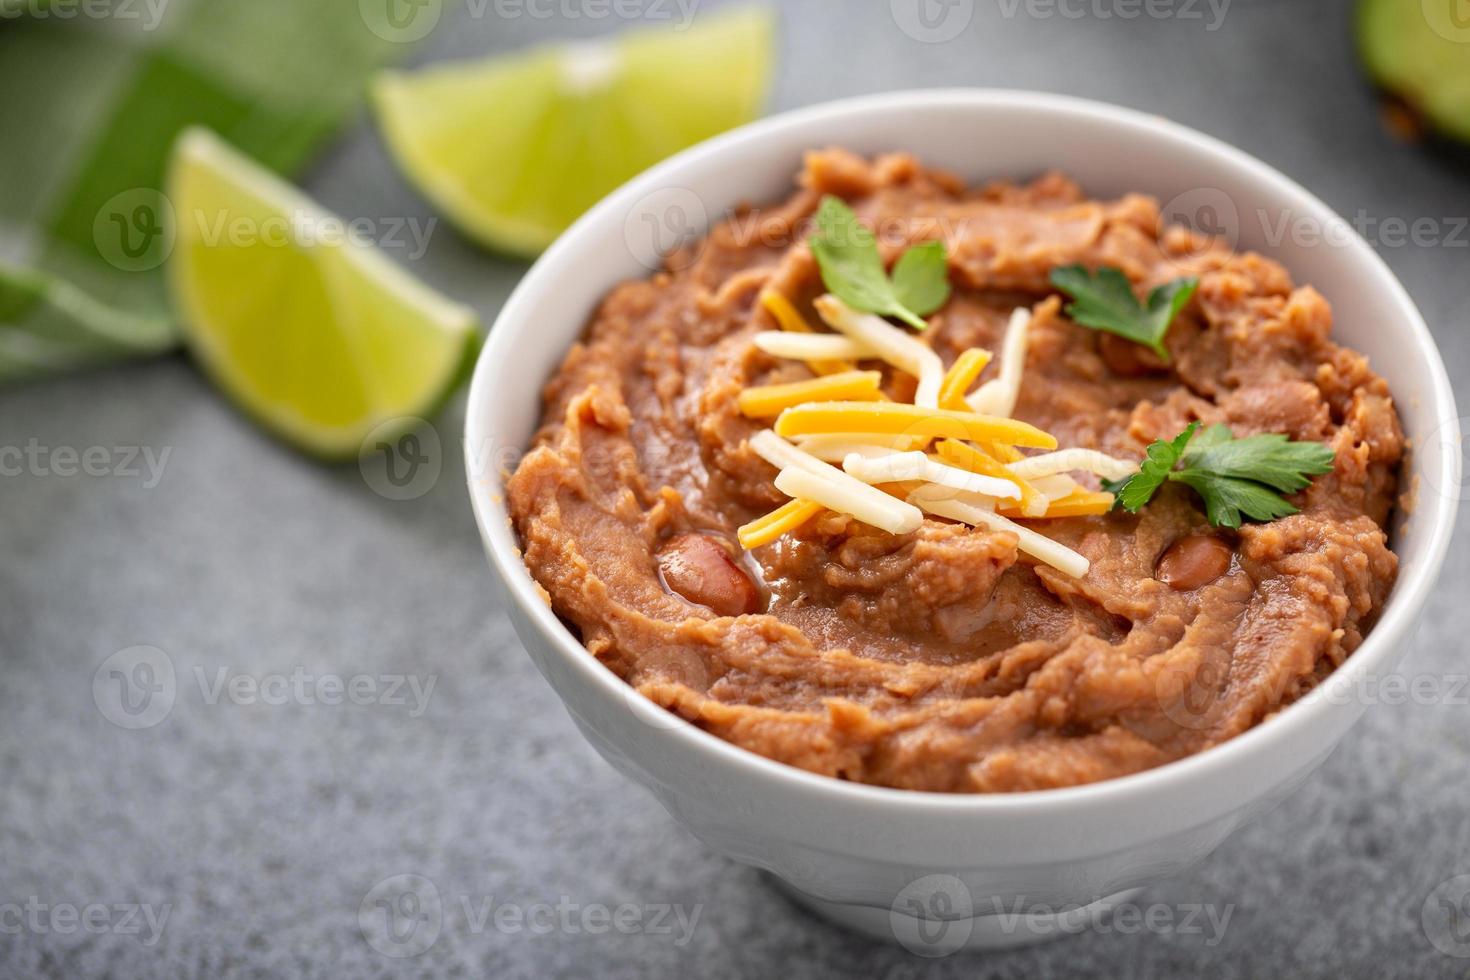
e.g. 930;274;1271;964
770;875;1146;953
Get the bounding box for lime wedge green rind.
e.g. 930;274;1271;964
371;5;775;257
166;128;481;460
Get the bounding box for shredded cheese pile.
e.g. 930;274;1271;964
736;292;1141;579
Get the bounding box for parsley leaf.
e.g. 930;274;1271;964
890;240;951;315
1179;424;1336;493
1107;422;1336;529
1171;471;1304;528
1049;265;1198;361
809;196;951;330
1105;421;1200;510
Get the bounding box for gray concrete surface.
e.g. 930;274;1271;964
3;1;1469;976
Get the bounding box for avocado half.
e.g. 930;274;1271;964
1357;0;1470;145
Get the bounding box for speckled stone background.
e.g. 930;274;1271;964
3;1;1469;977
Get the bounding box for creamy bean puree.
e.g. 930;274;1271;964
506;150;1402;792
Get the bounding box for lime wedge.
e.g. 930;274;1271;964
166;128;480;459
1357;0;1470;145
371;6;774;256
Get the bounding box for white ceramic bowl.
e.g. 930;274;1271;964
465;90;1460;951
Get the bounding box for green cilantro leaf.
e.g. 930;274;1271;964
1107;422;1200;511
890;240;951;315
1170;471;1303;529
1179;424;1336;493
1048;265;1199;360
1105;422;1336;529
809;196;951;331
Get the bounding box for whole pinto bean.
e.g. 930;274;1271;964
1155;534;1233;591
657;533;762;617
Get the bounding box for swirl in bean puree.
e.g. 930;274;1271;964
506;150;1401;793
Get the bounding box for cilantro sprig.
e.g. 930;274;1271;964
1049;265;1198;361
808;196;951;331
1104;422;1336;529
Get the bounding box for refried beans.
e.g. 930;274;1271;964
506;149;1402;793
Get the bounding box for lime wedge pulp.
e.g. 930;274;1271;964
371;5;774;256
166;128;480;459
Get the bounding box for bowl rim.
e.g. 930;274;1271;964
465;88;1461;815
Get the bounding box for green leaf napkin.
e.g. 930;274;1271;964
0;0;412;382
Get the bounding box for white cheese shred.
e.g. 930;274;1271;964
911;493;1091;579
794;432;923;457
842;451;1022;501
967;307;1031;417
1006;448;1138;482
794;440;911;463
751;430;923;534
743;298;1110;577
1028;474;1082;501
814;295;946;408
753;331;874;362
775;467;922;536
